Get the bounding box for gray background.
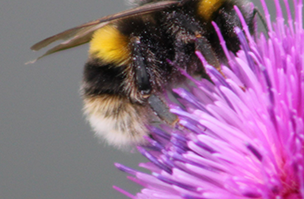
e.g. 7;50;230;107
0;0;280;199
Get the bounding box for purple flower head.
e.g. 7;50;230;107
114;0;304;198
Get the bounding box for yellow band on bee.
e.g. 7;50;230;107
89;25;130;65
198;0;225;21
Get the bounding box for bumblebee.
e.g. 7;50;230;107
30;0;257;148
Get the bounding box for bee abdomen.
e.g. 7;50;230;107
82;59;126;96
89;25;130;66
83;94;149;147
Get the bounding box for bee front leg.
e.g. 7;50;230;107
194;33;221;70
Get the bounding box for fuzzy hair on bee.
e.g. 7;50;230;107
30;0;257;148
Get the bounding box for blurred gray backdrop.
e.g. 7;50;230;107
0;0;281;198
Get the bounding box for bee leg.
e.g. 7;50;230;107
131;37;177;125
132;37;152;97
253;7;269;36
194;34;222;71
148;94;178;125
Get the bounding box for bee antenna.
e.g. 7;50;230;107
253;7;269;37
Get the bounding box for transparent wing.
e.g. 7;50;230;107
29;1;179;63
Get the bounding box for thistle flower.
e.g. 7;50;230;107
114;0;304;198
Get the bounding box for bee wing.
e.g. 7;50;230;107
27;22;109;64
29;0;180;63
